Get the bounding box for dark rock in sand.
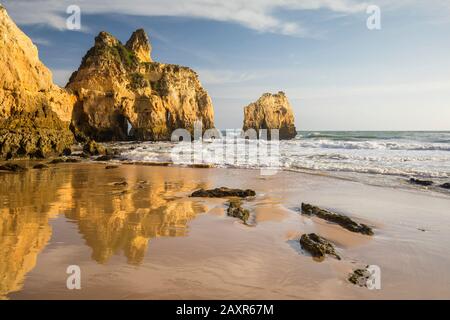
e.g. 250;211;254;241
62;148;72;156
95;155;114;161
187;164;215;169
113;181;128;186
65;158;81;163
48;157;80;164
79;152;90;159
409;178;433;186
300;233;340;261
33;163;49;169
0;163;27;172
226;199;250;224
301;203;374;236
191;187;256;198
440;183;450;189
105;165;119;170
83;139;106;156
348;266;372;287
48;158;66;164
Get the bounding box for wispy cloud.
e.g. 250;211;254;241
31;37;52;46
197;69;261;85
1;0;370;36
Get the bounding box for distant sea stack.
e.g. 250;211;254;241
67;29;215;141
0;5;76;159
242;92;297;140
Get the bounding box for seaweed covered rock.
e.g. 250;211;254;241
0;6;76;159
191;187;256;198
226;199;250;224
33;163;49;169
0;163;27;172
300;233;340;261
243;92;297;140
48;157;80;164
67;29;214;141
83;140;106;156
409;178;433;186
348;266;374;287
301;203;374;236
0;106;74;159
95;155;114;161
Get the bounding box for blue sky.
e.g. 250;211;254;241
3;0;450;130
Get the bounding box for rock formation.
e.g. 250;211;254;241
0;5;77;159
226;199;250;224
300;233;341;261
67;29;215;141
242;91;297;140
301;203;374;236
191;187;256;198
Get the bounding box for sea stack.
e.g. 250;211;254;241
242;91;297;140
67;29;215;141
0;5;77;159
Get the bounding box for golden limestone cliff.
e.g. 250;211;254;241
0;5;77;159
66;29;215;141
243;92;297;140
0;5;216;159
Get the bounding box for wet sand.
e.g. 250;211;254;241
1;162;450;299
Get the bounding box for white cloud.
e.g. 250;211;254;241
197;69;261;85
1;0;369;35
31;37;52;46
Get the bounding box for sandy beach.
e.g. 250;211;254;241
1;162;450;300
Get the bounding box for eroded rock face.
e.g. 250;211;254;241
441;183;450;190
67;29;215;141
226;199;250;224
409;178;433;186
0;6;76;159
348;266;372;287
300;233;340;261
243;92;297;140
301;203;374;236
191;187;256;198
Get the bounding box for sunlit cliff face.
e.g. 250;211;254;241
0;164;209;298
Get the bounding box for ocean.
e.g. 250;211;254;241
113;131;450;189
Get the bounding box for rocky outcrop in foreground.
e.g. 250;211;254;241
191;187;256;198
409;178;433;186
301;203;374;236
226;199;250;224
300;233;340;261
243;92;297;140
67;29;215;141
0;5;76;159
348;266;373;287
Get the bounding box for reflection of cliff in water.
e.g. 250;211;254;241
64;166;208;265
0;168;74;298
0;164;208;297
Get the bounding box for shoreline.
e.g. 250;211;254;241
2;155;449;198
1;162;450;299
